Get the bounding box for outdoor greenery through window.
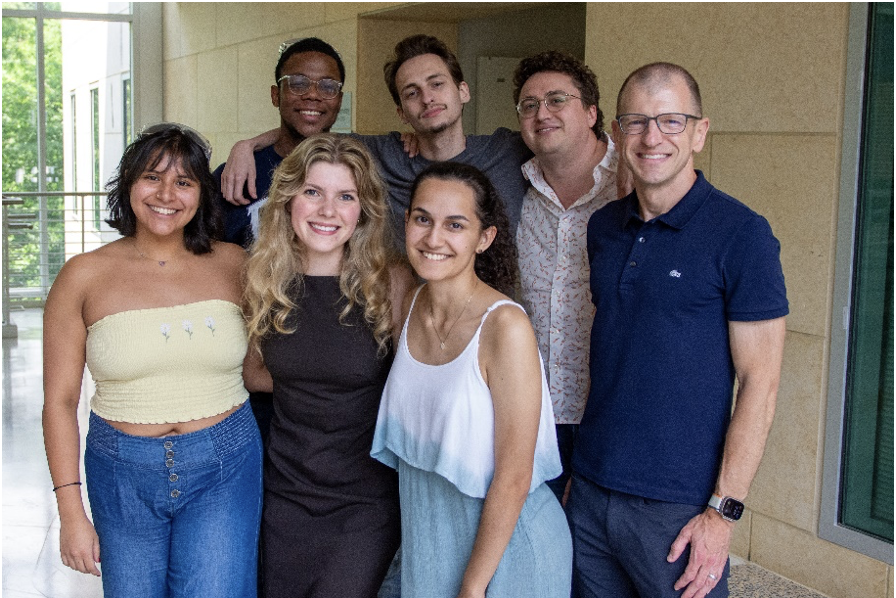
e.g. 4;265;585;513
2;2;133;302
2;4;64;293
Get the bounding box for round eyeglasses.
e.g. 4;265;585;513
616;113;702;135
516;92;582;118
277;74;343;99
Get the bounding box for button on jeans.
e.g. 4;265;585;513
85;402;262;598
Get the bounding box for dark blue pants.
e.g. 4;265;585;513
568;475;729;598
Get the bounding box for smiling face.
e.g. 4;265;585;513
613;74;708;197
272;51;343;140
405;177;495;283
129;153;200;239
289;160;361;274
517;70;597;158
394;53;470;136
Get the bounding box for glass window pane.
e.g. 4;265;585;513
62;18;131;254
45;16;65;286
2;14;131;300
59;2;130;15
2;16;38;195
841;1;894;543
2;15;43;292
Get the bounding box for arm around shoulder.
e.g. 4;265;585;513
220;129;279;205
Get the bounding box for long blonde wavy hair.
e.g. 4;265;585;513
244;134;396;355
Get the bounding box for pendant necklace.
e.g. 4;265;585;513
430;285;476;351
134;242;174;267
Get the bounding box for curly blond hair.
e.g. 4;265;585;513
244;134;396;355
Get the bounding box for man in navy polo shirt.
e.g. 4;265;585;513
568;63;788;598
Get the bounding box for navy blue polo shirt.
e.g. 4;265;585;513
573;171;788;506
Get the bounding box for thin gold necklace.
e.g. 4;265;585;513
133;241;175;267
429;284;476;351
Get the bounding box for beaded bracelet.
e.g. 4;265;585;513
52;481;82;492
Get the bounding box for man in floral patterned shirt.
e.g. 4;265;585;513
512;51;624;503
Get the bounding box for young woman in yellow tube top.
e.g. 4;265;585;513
242;134;413;598
42;124;269;598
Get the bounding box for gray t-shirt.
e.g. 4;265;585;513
354;128;532;249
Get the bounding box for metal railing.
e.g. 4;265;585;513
3;197;36;337
2;191;112;316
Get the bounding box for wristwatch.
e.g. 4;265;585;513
708;494;744;522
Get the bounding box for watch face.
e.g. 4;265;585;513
721;498;744;521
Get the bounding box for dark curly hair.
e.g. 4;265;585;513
513;50;604;137
383;34;464;106
105;124;221;254
408;162;518;296
276;37;345;83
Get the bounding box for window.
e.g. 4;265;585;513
91;85;100;229
822;2;894;564
1;2;161;302
122;76;131;146
69;90;77;214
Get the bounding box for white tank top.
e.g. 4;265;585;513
371;286;561;498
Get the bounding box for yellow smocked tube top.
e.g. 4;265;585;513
85;299;249;424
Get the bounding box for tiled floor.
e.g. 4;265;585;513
3;307;829;598
3;308;102;598
730;559;829;598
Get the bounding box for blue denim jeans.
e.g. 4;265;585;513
568;475;729;598
85;402;263;598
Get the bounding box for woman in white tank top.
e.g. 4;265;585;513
372;162;572;597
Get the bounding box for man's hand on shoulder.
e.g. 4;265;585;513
221;139;261;206
400;132;420;158
667;508;732;598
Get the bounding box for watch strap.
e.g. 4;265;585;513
708;493;743;522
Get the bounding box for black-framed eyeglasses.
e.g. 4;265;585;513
139;122;212;161
277;74;343;99
516;92;582;118
616;113;702;135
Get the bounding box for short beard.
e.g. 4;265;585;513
416;111;459;136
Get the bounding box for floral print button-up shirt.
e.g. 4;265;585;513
516;138;618;424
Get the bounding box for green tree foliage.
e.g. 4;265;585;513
2;14;64;290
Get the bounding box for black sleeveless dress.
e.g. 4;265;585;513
260;276;400;598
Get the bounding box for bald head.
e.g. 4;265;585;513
617;62;702;117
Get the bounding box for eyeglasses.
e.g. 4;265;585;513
139;122;212;161
516;92;582;118
277;74;343;99
616;113;702;135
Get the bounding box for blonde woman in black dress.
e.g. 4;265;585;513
243;134;413;597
